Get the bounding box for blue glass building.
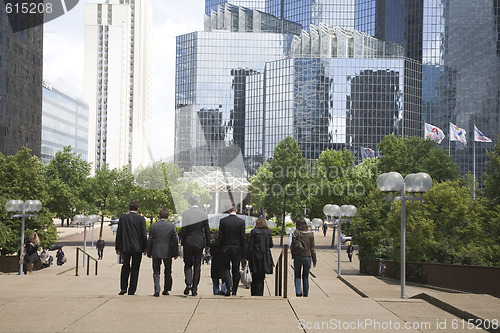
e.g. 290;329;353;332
355;0;500;179
42;81;89;164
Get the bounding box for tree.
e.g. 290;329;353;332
248;161;272;215
0;147;57;254
378;135;459;182
264;137;309;245
483;134;500;206
44;146;91;225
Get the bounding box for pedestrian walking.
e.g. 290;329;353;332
147;209;179;297
115;200;147;296
347;242;353;262
24;232;40;275
96;237;105;260
219;204;246;296
246;217;274;296
291;218;317;297
210;230;226;295
179;196;210;297
56;248;66;266
322;222;328;237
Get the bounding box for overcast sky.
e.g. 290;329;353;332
43;0;206;162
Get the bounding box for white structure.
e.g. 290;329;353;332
84;0;153;171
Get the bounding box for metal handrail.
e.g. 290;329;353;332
75;248;98;276
274;244;288;298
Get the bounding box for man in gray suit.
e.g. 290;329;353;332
147;209;179;297
179;196;210;296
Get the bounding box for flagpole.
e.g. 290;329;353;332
473;125;476;200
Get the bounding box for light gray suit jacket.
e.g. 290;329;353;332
147;219;179;259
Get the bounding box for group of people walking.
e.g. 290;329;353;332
115;197;317;298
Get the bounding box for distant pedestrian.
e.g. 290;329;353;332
96;237;105;260
40;248;53;267
115;200;147;296
292;218;317;297
322;223;328;237
246;217;274;296
347;242;353;262
56;248;65;266
219;204;246;296
179;196;210;297
210;230;226;295
24;232;40;275
147;209;179;297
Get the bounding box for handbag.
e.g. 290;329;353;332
240;262;252;288
19;252;25;264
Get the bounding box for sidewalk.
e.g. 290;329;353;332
0;224;498;332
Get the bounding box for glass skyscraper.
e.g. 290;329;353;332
355;0;500;179
42;81;89;164
175;4;422;175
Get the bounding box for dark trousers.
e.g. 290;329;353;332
120;252;142;294
152;257;173;294
97;248;104;259
222;246;242;294
251;272;265;296
183;246;203;292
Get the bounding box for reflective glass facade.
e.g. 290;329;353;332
356;0;500;178
245;57;421;174
42;83;89;164
175;30;292;171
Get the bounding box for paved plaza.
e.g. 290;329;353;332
0;223;498;332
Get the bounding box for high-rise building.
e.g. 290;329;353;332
175;4;422;175
175;5;300;172
355;0;500;179
41;81;89;164
84;0;153;171
244;25;421;174
0;11;43;157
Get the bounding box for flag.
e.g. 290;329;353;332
450;122;467;145
424;122;445;144
474;126;492;143
360;147;375;159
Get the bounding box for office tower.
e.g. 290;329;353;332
0;12;43;157
175;5;300;171
355;0;500;178
42;81;89;164
206;0;356;30
84;0;153;171
244;25;421;174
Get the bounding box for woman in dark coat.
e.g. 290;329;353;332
246;217;274;296
210;230;226;295
24;232;40;275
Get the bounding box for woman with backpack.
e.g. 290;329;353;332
291;218;317;297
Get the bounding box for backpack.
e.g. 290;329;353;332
291;231;306;255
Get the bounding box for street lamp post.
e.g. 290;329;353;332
323;204;357;277
377;172;432;299
5;199;42;275
203;204;210;213
73;214;99;268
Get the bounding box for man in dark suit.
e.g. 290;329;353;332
179;196;210;296
115;201;147;295
147;209;179;297
219;204;246;296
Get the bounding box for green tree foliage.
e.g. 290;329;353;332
265;137;309;223
378;135;459;182
0;148;57;254
44;146;91;225
483;134;500;206
248;161;273;215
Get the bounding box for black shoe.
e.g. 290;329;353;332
219;291;226;295
232;291;237;296
154;292;159;297
162;291;169;295
191;290;198;296
183;285;191;295
296;293;303;297
118;290;126;295
225;289;231;296
127;292;135;295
